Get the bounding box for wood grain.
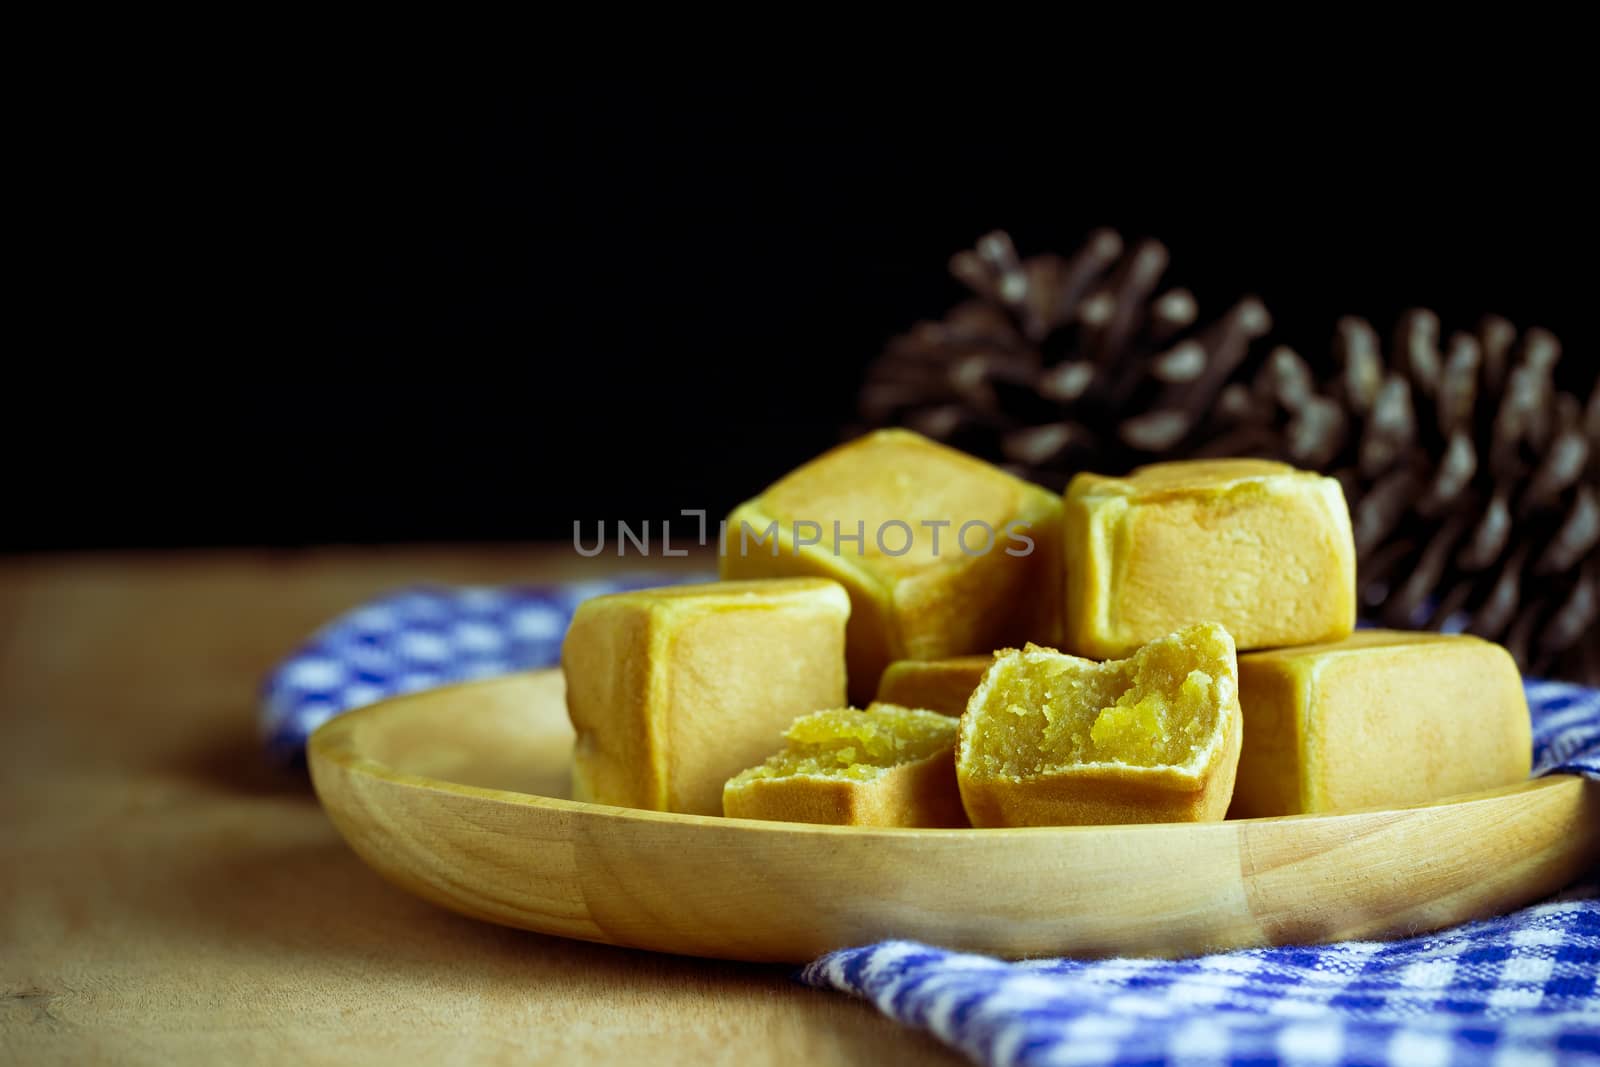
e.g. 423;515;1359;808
0;547;963;1066
312;668;1600;963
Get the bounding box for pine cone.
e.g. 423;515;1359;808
857;230;1600;683
1229;313;1599;685
857;229;1273;484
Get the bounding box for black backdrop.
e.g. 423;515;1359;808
9;85;1593;551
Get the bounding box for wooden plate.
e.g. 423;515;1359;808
309;670;1600;963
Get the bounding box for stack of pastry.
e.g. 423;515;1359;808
563;430;1532;828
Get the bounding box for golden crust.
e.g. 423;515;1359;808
1231;630;1532;817
955;629;1243;827
874;655;994;717
1063;458;1356;659
721;745;967;827
562;578;850;815
719;429;1063;703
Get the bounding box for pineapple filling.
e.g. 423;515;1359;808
730;704;958;784
970;623;1232;778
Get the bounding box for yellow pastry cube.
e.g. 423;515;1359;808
721;429;1063;703
875;655;992;717
955;623;1242;827
1232;630;1531;817
562;578;850;815
722;704;965;827
1063;458;1355;658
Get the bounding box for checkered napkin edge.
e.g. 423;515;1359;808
802;889;1600;1067
258;574;710;763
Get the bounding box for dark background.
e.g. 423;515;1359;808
9;84;1593;552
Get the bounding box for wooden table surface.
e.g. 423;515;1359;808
0;547;964;1066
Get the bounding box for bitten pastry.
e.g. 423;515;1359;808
721;429;1063;702
876;656;992;717
722;704;966;827
956;623;1242;827
1063;459;1356;659
1231;630;1532;817
563;578;850;815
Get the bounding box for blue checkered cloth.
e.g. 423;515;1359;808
266;583;1600;1066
